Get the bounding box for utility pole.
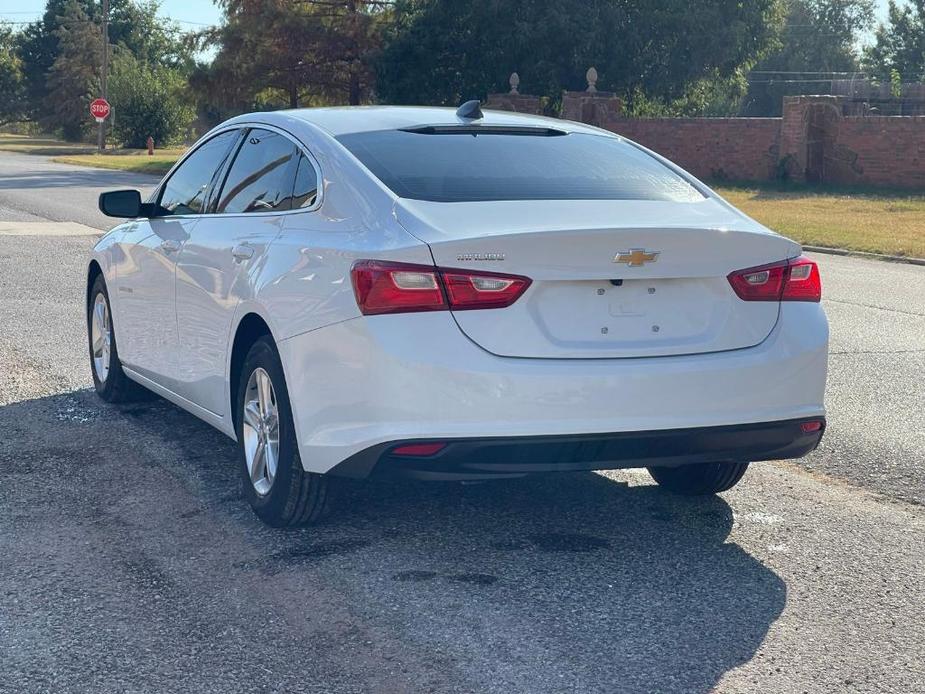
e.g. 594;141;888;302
98;0;109;151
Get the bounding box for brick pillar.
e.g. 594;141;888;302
559;67;623;127
779;96;843;183
484;93;543;114
484;72;544;115
561;91;623;127
779;96;810;182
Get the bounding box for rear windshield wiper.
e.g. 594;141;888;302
400;125;568;137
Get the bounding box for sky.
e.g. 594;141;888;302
0;0;223;30
0;0;902;43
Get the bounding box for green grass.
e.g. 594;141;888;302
53;151;183;176
0;132;96;156
714;185;925;259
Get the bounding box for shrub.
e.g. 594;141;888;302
109;53;194;148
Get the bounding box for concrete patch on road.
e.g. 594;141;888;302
0;221;100;236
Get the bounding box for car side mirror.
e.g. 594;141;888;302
99;189;152;218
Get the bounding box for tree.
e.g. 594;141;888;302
741;0;875;116
42;0;102;140
16;0;193;128
865;0;925;81
295;0;393;105
109;52;194;147
16;1;68;123
626;71;752;118
375;0;782;108
0;23;27;126
108;0;194;71
198;0;391;116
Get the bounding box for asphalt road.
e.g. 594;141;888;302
0;151;158;229
1;152;923;693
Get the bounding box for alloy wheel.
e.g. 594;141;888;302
242;367;280;496
91;293;111;383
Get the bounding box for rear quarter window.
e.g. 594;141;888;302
216;129;300;214
336;129;704;203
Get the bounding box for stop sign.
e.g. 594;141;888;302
90;98;110;121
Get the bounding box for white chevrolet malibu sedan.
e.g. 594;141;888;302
89;103;828;527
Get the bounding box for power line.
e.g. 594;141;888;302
747;79;867;84
749;70;868;75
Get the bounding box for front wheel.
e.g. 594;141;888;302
237;336;329;527
88;274;146;402
647;461;749;495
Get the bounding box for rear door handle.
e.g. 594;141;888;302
160;239;180;253
232;244;255;261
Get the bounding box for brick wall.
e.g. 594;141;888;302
585;97;924;189
829;116;925;188
482;81;925;188
603;118;782;182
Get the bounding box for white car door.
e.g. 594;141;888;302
114;129;242;390
114;216;193;385
173;127;308;416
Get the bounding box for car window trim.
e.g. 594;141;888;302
289;152;321;210
151;123;324;220
204;128;249;214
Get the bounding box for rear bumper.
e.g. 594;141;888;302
330;417;826;480
278;302;828;475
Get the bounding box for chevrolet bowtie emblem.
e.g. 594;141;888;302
613;249;660;267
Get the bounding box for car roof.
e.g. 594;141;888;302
233;105;614;138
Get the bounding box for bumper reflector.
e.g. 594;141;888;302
800;420;823;433
390;442;447;457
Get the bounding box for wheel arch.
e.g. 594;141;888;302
86;259;104;306
227;309;278;433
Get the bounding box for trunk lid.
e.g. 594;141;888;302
395;198;800;359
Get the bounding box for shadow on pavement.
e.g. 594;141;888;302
0;389;785;693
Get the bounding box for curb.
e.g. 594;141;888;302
803;245;925;267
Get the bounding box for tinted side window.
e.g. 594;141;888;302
217;129;299;214
291;154;319;208
159;130;239;215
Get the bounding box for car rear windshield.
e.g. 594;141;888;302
336;128;705;203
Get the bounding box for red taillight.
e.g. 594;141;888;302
351;260;531;315
781;256;822;302
351;260;446;315
441;269;531;310
727;256;821;302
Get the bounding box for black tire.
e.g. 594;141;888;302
87;274;147;403
647;461;749;495
236;336;329;527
